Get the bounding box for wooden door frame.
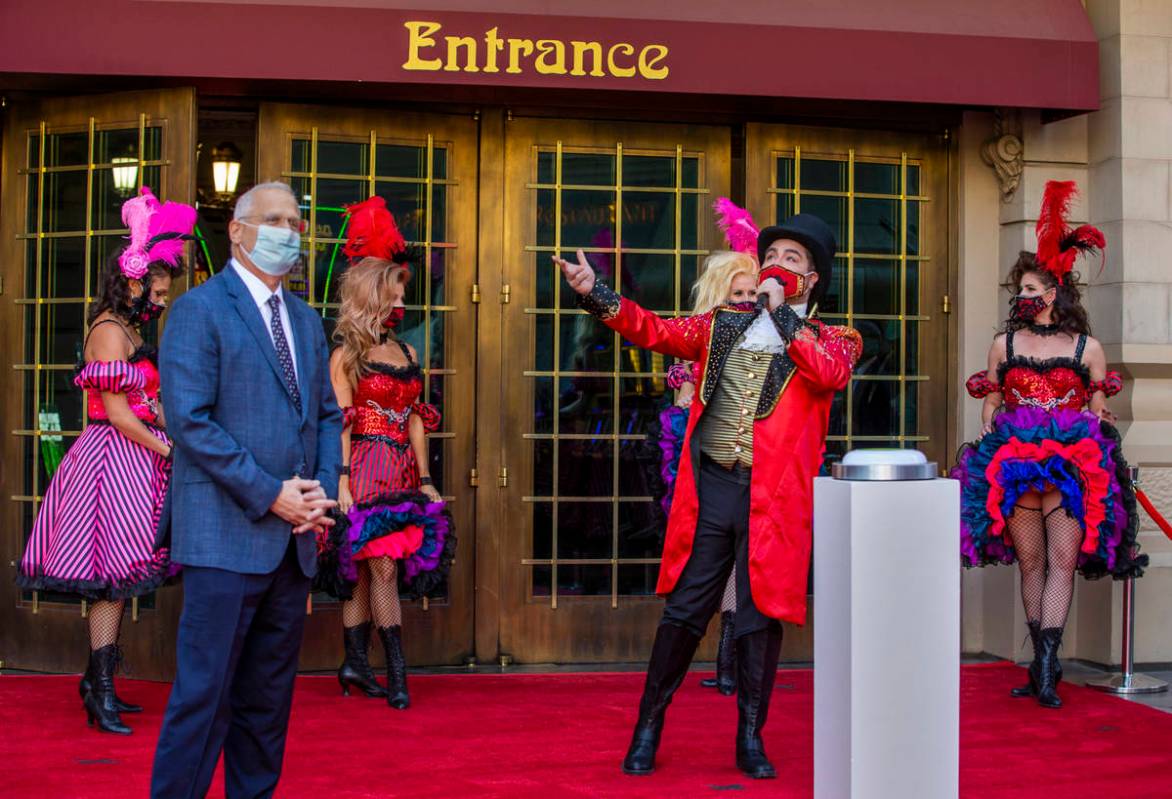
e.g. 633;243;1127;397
492;115;732;663
256;103;479;668
745;122;955;661
0;88;196;679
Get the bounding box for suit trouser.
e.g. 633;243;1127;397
660;455;776;639
151;537;310;799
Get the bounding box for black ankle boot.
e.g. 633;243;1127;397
79;647;142;713
1036;627;1064;709
1010;621;1064;698
377;625;410;709
699;612;737;695
83;645;132;735
735;624;783;779
622;623;702;776
338;622;387;698
1009;621;1041;698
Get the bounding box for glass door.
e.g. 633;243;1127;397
495;118;731;663
745;122;953;660
0;89;196;679
257;104;478;667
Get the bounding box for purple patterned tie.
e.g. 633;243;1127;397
267;294;302;414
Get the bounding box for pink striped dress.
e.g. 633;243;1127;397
17;349;173;599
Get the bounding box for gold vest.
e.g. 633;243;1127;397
701;347;770;467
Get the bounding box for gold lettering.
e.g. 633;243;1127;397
570;41;605;77
607;43;637;78
483;26;504;73
638;44;670;80
444;35;479;72
403;21;443;71
535;39;567;75
507;38;534;74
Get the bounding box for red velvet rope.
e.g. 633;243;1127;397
1136;488;1172;541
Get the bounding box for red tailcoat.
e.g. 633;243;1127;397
594;295;861;624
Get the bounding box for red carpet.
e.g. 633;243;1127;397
1;663;1170;798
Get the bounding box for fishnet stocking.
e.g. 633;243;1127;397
720;571;736;614
88;600;124;650
1040;508;1084;630
368;557;402;628
342;565;372;627
1008;506;1045;624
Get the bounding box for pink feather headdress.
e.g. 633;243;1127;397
713;198;760;258
1034;180;1105;284
117;187;197;279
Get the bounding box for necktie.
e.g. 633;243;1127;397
267;294;302;414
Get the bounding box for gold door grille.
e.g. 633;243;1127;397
519;140;712;609
766;146;940;463
278;127;459;601
14;114;168;611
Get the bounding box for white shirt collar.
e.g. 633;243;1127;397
737;302;809;353
230;257;284;309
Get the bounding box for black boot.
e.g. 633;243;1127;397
83;645;132;735
1036;627;1064;709
735;624;783;779
1009;621;1041;698
377;625;410;709
622;623;702;776
1010;621;1063;698
338;623;387;698
79;647;142;713
699;612;737;695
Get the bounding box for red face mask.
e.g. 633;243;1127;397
760;266;812;300
382;307;406;330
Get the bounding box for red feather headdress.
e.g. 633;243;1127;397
1035;180;1105;284
342;196;406;263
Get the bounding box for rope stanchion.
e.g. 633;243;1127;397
1088;466;1168;696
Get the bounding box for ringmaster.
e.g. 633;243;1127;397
556;214;860;779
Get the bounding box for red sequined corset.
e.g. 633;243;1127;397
77;347;162;424
965;332;1122;412
350;362;424;444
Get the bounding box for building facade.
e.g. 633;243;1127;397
0;0;1168;679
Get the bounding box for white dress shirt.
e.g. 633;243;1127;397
231;258;298;380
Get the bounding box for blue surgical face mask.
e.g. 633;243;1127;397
240;222;301;276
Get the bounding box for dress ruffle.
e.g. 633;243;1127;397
657;405;688;517
74;360;147;394
314;490;455;600
950;406;1145;579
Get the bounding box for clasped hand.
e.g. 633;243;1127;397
270;478;338;535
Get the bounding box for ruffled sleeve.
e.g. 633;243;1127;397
665;361;694;390
74;361;147;394
966;371;1000;399
341;406;358;430
1089;370;1123;397
411;402;442;432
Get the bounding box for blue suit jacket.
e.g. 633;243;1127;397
159;265;342;577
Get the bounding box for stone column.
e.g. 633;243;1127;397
1084;0;1172;665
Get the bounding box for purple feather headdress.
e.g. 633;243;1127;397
117;187;197;279
713;197;760;258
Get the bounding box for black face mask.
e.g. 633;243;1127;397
127;292;166;326
1011;294;1048;323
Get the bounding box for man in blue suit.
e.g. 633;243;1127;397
151;182;342;799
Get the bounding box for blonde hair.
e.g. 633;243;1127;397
333;257;410;386
690;251;758;314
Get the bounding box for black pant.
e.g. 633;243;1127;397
661;456;773;639
151;537;310;799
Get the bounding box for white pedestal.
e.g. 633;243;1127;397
813;476;960;799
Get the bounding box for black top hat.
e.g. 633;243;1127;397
757;213;837;303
